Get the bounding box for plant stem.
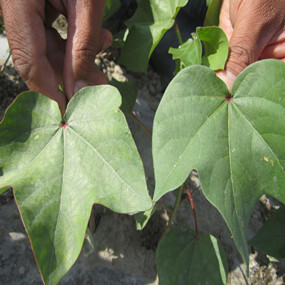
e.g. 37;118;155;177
173;18;184;75
165;184;184;233
186;186;199;240
132;112;152;137
174;18;183;46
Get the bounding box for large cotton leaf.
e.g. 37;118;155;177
118;0;188;72
0;85;152;284
152;60;285;264
156;227;228;285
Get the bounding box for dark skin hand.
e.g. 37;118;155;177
216;0;285;91
0;0;112;116
0;0;284;110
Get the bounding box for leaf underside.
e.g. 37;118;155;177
0;85;152;284
152;59;285;265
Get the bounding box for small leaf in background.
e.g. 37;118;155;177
135;204;157;230
152;59;285;265
0;86;152;284
118;0;188;72
169;36;202;68
197;26;228;70
0;185;10;195
249;206;285;259
112;29;129;49
168;26;228;71
103;0;121;22
110;79;138;114
204;0;222;26
156;227;228;285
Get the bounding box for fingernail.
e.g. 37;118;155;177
74;80;88;95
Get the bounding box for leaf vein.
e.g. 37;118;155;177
160;100;227;192
67;127;136;195
233;103;285;172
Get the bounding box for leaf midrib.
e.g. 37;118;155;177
227;101;245;259
47;126;66;281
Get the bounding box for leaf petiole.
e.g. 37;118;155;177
186;186;199;240
165;184;184;233
174;18;183;46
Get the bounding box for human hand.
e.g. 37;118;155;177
0;0;112;115
216;0;285;92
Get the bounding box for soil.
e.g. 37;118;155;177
1;19;285;285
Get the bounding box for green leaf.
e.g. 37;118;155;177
169;36;202;67
156;227;228;285
0;186;10;195
0;86;152;284
249;206;285;259
204;0;222;26
135;204;157;230
103;0;121;22
168;26;228;71
197;26;228;70
112;29;129;49
152;59;285;265
118;0;188;72
110;79;138;114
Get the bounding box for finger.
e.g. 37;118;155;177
260;42;285;60
1;0;67;115
218;0;285;91
46;27;66;86
259;30;285;60
75;29;112;88
99;28;113;51
63;0;107;100
218;0;233;40
89;69;108;86
87;29;113;87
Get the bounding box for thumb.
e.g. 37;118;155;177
217;26;256;92
64;0;107;100
217;0;285;92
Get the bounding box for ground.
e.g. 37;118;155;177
0;27;285;285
